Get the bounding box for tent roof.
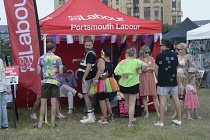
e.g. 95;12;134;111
187;23;210;40
39;0;162;35
162;18;198;43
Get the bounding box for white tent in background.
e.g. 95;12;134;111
187;23;210;41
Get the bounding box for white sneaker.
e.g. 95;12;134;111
30;113;37;120
68;109;73;114
77;93;83;99
56;113;67;119
80;113;95;123
172;120;182;125
132;117;137;122
82;116;87;120
154;121;164;126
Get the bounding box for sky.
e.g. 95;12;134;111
0;0;210;25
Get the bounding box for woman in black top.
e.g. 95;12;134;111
90;47;119;124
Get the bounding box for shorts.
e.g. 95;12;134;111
120;84;139;95
157;86;178;96
98;92;110;100
82;79;92;94
41;83;60;98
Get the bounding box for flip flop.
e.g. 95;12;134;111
187;118;194;120
33;124;42;129
51;123;58;128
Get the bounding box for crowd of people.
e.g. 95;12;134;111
33;38;203;128
0;38;202;130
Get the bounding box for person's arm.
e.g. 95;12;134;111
187;55;197;73
58;58;63;75
154;64;159;78
141;61;149;72
72;59;82;65
92;58;105;86
37;67;42;76
192;87;197;94
94;58;105;80
37;57;42;76
70;74;78;88
59;67;63;75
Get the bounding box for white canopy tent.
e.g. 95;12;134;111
187;23;210;88
187;23;210;41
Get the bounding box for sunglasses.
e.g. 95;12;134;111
66;78;69;83
177;49;183;51
159;45;164;47
144;52;150;54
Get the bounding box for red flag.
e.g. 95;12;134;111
4;0;41;94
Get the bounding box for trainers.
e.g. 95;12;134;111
30;113;37;120
56;113;67;119
82;116;87;120
154;121;164;126
108;113;114;122
2;126;9;130
77;93;83;99
68;109;73;114
80;113;95;123
132;117;137;122
97;117;109;124
172;120;182;125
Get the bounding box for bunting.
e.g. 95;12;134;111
154;34;159;42
53;35;60;44
90;35;95;43
132;35;138;42
66;35;74;44
142;34;154;47
100;35;106;44
79;35;85;44
121;35;127;43
111;35;117;43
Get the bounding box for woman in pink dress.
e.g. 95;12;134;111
138;45;160;118
184;74;202;120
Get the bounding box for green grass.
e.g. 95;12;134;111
1;88;210;140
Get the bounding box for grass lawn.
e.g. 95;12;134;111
0;88;210;140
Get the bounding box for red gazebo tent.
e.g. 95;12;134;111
40;0;162;35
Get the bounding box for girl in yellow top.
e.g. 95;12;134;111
114;48;148;127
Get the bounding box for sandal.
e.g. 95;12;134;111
33;124;42;129
187;118;194;120
51;123;58;128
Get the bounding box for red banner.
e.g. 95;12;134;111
4;0;41;94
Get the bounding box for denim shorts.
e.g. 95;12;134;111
157;86;178;96
41;83;60;98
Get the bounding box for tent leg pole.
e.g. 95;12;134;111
44;35;47;54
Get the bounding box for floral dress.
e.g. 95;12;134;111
177;54;196;96
139;56;157;96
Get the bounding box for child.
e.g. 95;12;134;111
184;74;202;120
